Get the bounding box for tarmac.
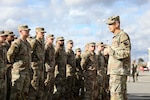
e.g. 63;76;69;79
127;71;150;100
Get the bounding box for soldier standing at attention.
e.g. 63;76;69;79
3;31;15;100
65;40;76;99
29;27;46;100
81;42;98;100
104;16;131;100
44;34;55;100
96;42;106;100
3;31;15;50
7;25;31;100
74;48;84;99
0;31;7;100
53;37;67;100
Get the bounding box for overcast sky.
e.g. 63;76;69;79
0;0;150;61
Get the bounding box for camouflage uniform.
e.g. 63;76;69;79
103;54;110;100
44;34;55;100
3;31;15;100
0;31;7;100
53;37;67;100
131;60;138;82
7;38;31;100
81;43;98;100
7;25;31;100
96;51;106;100
74;48;84;99
106;16;131;100
29;37;45;100
65;40;76;99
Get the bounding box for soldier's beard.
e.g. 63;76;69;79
60;44;64;46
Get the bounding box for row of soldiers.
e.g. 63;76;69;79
0;25;110;100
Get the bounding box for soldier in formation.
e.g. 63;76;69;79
44;34;55;100
66;40;76;99
81;42;98;100
96;42;107;100
29;27;46;100
3;31;15;100
7;25;31;100
0;31;7;100
53;37;67;100
74;48;84;99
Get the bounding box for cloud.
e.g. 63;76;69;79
0;0;150;61
1;0;24;6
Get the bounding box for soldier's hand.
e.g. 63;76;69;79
44;79;49;86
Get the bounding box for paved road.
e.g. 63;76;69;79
127;71;150;100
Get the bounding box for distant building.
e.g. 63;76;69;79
148;48;150;68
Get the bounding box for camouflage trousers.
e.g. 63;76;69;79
109;75;127;100
43;72;55;100
6;66;12;100
0;78;6;100
10;69;30;100
29;69;45;100
102;75;110;100
84;70;97;100
96;74;103;100
66;65;76;99
53;67;66;100
74;71;84;99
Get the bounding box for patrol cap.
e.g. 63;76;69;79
5;31;15;36
75;48;81;52
46;34;55;39
106;15;120;25
18;25;31;31
56;37;64;41
35;27;46;33
0;31;7;37
96;42;104;46
88;42;96;47
67;40;73;44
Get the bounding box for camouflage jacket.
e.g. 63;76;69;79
97;51;105;70
0;45;7;77
45;44;55;72
81;51;98;71
7;38;31;71
75;55;82;72
55;45;67;69
107;30;131;75
66;49;76;68
30;39;45;70
3;41;11;51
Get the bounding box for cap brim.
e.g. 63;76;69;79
49;37;55;39
0;34;7;37
106;21;115;25
37;31;46;33
59;39;64;41
9;34;15;36
21;28;31;31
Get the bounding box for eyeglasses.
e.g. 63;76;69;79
59;40;64;41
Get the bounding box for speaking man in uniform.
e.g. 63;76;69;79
104;16;131;100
